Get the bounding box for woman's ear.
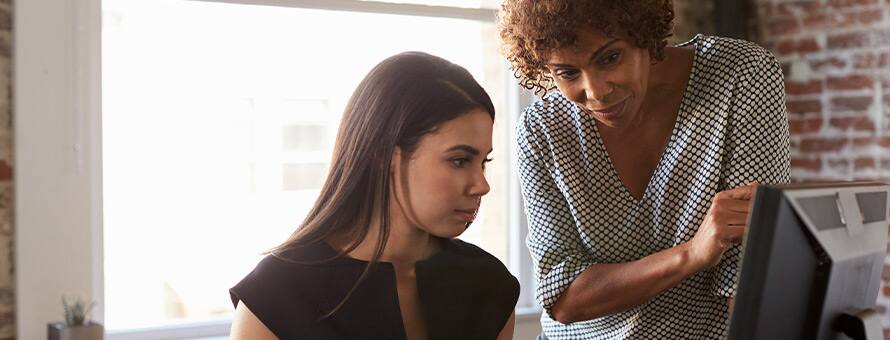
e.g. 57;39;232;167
390;146;403;174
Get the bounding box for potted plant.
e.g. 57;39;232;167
47;296;103;340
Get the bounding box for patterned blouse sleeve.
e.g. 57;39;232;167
712;47;791;297
517;107;595;318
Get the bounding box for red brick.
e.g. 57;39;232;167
800;138;847;152
828;32;870;49
810;58;847;72
802;14;827;29
882;265;890;280
815;9;885;29
776;38;820;55
829;116;876;131
854;157;876;170
802;13;839;30
830;96;873;112
0;161;11;181
787;99;823;114
880;136;890;148
853;53;876;69
786;80;823;95
827;75;874;91
791;158;822;171
828;158;850;172
853;52;890;69
789;117;823;134
857;8;884;24
777;2;823;16
757;3;775;17
0;7;10;32
852;137;879;148
827;0;878;8
768;18;800;36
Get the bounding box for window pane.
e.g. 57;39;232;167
282;125;330;152
360;0;500;9
282;163;328;191
102;0;509;330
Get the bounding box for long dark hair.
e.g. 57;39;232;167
269;51;495;316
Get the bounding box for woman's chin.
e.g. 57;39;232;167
425;224;468;239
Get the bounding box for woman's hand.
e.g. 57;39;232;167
549;182;758;322
686;182;757;271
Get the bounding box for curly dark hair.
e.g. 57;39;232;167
497;0;675;95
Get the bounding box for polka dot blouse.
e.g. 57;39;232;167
517;35;791;339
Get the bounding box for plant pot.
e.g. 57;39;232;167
47;322;104;340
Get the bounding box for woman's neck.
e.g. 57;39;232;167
632;45;694;125
342;214;442;267
646;46;694;98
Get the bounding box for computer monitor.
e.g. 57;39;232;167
728;181;889;340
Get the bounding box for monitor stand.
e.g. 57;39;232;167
836;309;883;340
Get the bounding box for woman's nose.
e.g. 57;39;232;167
470;170;490;197
582;72;613;103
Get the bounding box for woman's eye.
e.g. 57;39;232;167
601;52;621;65
451;158;469;167
555;69;579;80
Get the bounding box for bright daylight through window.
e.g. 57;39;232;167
102;0;511;331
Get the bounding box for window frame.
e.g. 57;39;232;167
15;1;539;339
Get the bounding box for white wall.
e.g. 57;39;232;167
14;0;104;338
514;311;543;340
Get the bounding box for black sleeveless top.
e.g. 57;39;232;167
230;239;520;339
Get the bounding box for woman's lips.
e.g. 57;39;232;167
591;99;626;120
455;209;477;222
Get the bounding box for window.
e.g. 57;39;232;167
360;0;500;8
99;0;534;336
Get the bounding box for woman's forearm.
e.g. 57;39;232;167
550;242;704;323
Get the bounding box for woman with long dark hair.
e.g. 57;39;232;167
229;52;519;340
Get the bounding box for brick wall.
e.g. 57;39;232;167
752;0;890;335
0;0;10;338
672;0;716;42
755;0;890;181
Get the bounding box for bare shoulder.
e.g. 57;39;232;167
230;301;279;340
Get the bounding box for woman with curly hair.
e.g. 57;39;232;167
229;52;518;340
498;1;790;339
